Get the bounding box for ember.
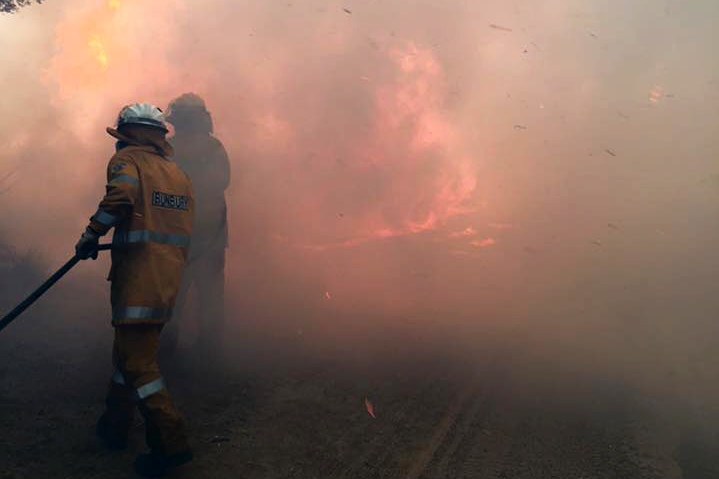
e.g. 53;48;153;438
365;398;376;419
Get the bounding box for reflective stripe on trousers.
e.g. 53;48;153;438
112;306;173;322
110;370;165;400
136;377;165;400
113;229;191;248
112;369;126;385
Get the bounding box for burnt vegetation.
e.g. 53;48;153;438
1;0;42;14
0;172;44;310
0;238;45;311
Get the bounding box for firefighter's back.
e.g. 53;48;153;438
110;145;194;326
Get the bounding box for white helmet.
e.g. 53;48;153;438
115;103;168;132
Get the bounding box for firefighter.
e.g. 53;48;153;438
75;103;194;477
163;93;230;358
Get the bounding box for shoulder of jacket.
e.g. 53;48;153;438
109;149;139;165
209;135;227;150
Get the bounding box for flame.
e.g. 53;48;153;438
325;291;332;300
47;0;179;136
50;0;124;92
300;43;480;251
364;398;376;418
47;5;485;253
364;45;478;240
88;35;109;69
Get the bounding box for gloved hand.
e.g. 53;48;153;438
75;227;100;260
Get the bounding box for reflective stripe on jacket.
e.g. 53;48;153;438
90;143;194;326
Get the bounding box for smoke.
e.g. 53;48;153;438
2;0;719;424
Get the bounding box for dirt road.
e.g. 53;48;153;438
1;310;717;479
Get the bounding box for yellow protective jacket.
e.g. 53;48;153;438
88;129;194;326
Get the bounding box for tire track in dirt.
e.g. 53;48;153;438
404;385;484;479
403;382;478;479
326;358;507;479
401;369;672;479
332;363;457;479
407;365;512;479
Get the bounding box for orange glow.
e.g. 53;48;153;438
301;43;480;251
87;35;109;69
470;238;496;248
488;223;514;230
450;227;478;238
47;6;485;254
649;86;663;104
49;1;123;95
47;0;179;136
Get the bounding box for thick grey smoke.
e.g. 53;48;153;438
1;0;719;423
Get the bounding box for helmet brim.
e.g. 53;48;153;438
118;118;168;132
106;127;129;142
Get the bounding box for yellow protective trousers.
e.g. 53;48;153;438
104;325;189;455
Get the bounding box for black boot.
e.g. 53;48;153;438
133;450;193;478
96;413;129;450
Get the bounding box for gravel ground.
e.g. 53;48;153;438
1;305;717;479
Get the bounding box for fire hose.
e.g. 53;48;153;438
0;244;112;333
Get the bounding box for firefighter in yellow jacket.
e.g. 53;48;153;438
75;103;194;477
